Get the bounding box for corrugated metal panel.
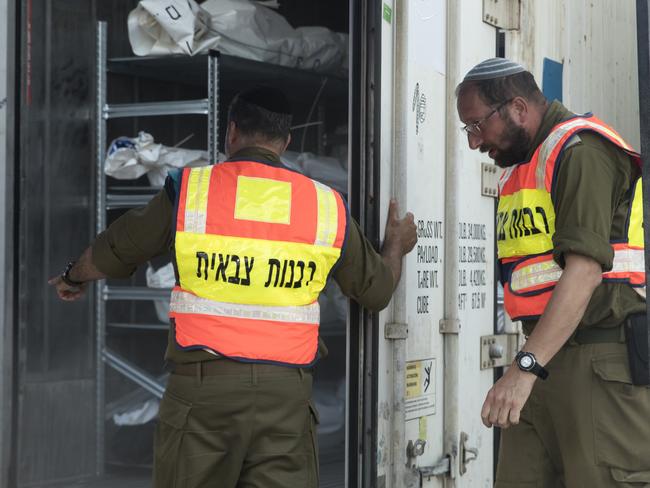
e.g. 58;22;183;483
17;0;97;485
507;0;640;147
18;380;95;486
0;0;16;486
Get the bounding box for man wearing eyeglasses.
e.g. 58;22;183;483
456;58;650;486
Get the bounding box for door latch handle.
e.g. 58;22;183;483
459;432;478;475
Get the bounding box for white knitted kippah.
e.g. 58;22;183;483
462;58;526;81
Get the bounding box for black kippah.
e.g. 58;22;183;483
238;85;292;116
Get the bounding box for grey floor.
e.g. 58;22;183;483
61;461;345;488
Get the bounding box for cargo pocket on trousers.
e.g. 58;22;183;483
592;353;650;472
308;401;320;487
611;467;650;484
153;392;191;488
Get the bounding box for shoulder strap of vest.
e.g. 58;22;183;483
534;115;641;193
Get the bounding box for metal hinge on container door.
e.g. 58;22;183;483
481;162;499;198
482;0;520;30
439;318;460;334
385;322;408;340
480;333;519;369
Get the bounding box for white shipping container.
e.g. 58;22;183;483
373;1;640;486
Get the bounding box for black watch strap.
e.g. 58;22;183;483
61;261;84;287
529;361;549;380
515;351;549;380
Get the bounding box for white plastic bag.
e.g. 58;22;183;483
200;0;300;66
113;398;160;426
146;263;176;324
105;132;208;187
127;0;348;74
201;0;348;73
128;0;220;56
282;151;347;194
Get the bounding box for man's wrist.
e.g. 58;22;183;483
61;261;85;287
381;238;402;258
514;350;549;380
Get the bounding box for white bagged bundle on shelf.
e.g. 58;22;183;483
202;0;348;74
105;132;209;187
294;26;348;74
128;0;220;56
146;262;176;323
201;0;299;67
113;398;160;426
127;0;348;75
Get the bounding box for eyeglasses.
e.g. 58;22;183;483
461;99;512;136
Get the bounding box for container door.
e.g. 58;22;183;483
375;1;448;486
371;1;502;486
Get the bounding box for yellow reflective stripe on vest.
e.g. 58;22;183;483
314;180;339;247
170;288;320;324
184;167;212;233
175;232;341;306
510;248;646;293
629;178;644;248
497;189;555;258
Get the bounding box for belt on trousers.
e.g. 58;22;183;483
171;359;311;376
571;324;625;345
172;360;225;376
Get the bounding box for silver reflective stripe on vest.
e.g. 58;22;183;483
313;180;338;247
170;289;321;324
184;166;211;234
510;259;563;292
609;248;645;275
498;165;516;193
536;119;628;190
510;248;646;293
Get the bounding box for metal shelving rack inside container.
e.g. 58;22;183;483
94;20;348;477
94;21;219;474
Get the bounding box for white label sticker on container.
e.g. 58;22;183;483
405;358;436;420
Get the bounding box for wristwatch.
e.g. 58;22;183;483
514;351;549;380
61;261;85;287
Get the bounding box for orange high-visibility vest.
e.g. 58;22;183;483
169;160;348;366
497;115;645;322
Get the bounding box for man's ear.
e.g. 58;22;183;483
282;133;291;153
510;97;529;124
226;121;238;147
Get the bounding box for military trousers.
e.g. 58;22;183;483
496;342;650;487
152;360;319;488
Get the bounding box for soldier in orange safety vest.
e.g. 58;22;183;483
457;58;650;486
49;85;417;487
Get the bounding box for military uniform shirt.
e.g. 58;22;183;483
522;101;645;335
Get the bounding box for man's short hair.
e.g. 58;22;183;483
456;71;546;107
228;86;293;143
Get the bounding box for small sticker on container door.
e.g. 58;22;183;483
405;358;436;420
383;4;392;23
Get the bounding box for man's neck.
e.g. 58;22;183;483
228;146;283;164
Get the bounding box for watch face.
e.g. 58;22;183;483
519;354;534;370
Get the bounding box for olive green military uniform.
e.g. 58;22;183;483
495;102;650;487
92;148;395;488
